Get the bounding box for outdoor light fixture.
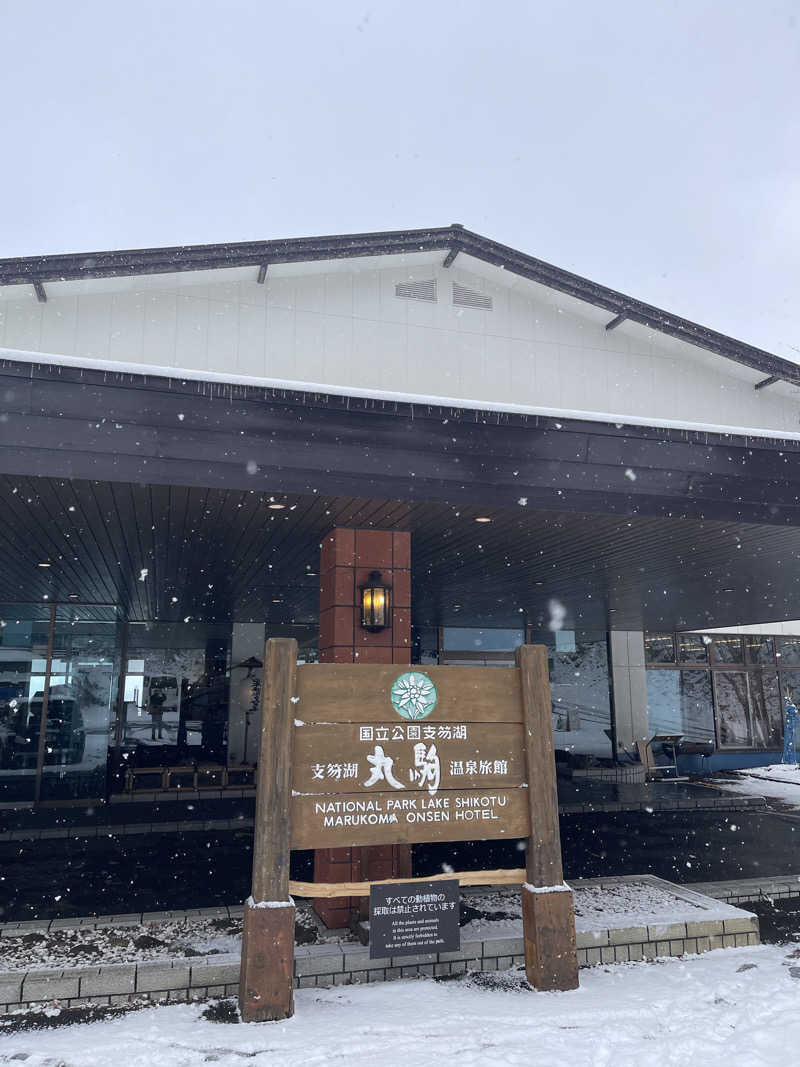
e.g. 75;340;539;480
38;562;51;567
360;570;392;632
268;503;286;510
474;516;492;523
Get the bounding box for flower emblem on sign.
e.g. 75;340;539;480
390;671;438;720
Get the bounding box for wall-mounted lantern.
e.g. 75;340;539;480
360;570;392;632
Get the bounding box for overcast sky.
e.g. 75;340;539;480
1;1;798;359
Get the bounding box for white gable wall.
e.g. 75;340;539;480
1;252;798;437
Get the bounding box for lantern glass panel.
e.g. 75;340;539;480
360;574;391;631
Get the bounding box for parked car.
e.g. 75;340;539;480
4;685;86;768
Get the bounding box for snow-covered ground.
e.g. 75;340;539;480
2;881;739;972
0;905;323;974
717;764;800;809
0;917;242;972
460;879;737;938
3;945;800;1066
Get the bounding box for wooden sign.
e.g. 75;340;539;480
291;664;526;849
239;640;579;1023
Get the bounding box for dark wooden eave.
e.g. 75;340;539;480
1;224;799;388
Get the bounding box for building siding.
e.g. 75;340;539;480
1;256;797;435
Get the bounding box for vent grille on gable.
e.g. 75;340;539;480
452;282;493;310
395;279;437;302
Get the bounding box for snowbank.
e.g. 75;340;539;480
717;765;800;809
2;944;797;1066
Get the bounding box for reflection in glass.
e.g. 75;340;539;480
441;628;525;652
779;638;800;667
748;671;781;748
121;624;232;770
677;635;708;664
710;637;743;665
645;633;675;664
781;671;800;704
646;669;714;741
39;608;119;801
0;608;50;803
745;636;775;666
714;671;751;747
530;630;612;758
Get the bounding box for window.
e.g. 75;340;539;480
779;637;800;667
440;628;524;652
745;636;775;666
646;632;788;752
646;669;714;742
748;671;781;748
781;670;800;703
709;636;743;665
711;670;780;749
645;633;675;664
677;634;708;664
714;671;751;746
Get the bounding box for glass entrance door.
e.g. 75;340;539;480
38;605;120;802
0;605;53;803
0;603;120;805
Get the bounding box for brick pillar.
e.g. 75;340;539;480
314;527;412;928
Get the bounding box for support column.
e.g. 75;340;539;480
314;527;412;928
609;631;648;757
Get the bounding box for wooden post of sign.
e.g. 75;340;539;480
239;637;298;1022
516;644;579;991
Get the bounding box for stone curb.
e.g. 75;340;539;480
0;873;770;1012
0;910;761;1013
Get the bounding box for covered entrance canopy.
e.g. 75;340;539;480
2;357;800;633
1;472;800;635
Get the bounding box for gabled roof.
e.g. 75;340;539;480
0;224;796;388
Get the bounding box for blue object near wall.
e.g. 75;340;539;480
783;698;798;765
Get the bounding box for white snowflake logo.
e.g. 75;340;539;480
390;672;438;720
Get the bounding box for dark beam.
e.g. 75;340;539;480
442;248;459;268
754;375;780;391
257;263;268;284
33;281;47;303
6;360;800;534
605;313;626;331
0;228;456;287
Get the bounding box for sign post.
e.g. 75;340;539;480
517;644;579;991
239;637;297;1023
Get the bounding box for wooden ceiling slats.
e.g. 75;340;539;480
3;471;800;632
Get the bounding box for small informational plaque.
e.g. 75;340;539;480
369;878;461;959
